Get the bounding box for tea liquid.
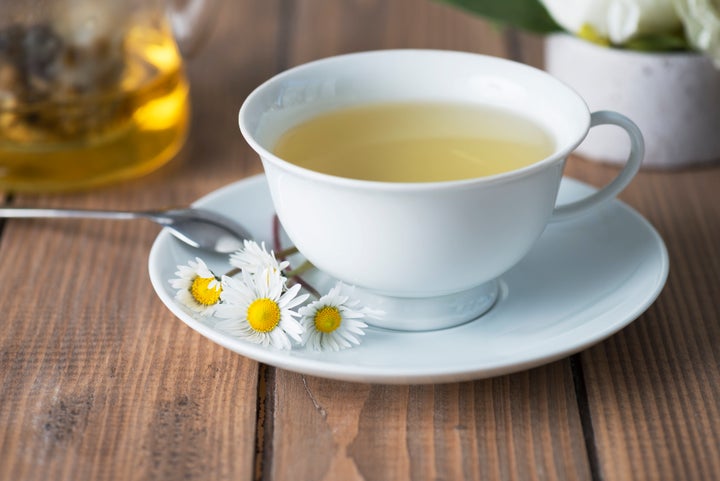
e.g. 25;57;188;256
0;25;189;192
273;102;555;182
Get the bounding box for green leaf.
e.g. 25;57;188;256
622;33;690;52
436;0;562;34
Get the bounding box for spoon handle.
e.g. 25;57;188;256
0;207;144;221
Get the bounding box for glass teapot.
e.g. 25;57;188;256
0;0;217;192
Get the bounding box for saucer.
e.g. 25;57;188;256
148;175;668;384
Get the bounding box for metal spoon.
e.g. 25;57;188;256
0;207;251;254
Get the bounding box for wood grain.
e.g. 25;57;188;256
579;167;720;481
0;1;281;479
267;365;591;481
545;87;720;481
285;0;506;67
1;1;720;480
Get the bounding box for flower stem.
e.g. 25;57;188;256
285;260;313;278
273;215;283;254
272;214;321;299
277;245;298;258
289;277;321;300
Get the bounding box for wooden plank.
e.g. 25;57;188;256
509;30;546;68
0;1;281;479
262;2;592;480
519;25;720;477
267;365;591;481
529;26;720;477
286;0;506;67
578;166;720;481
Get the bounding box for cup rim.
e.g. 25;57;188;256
239;49;590;191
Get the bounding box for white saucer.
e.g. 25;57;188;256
148;175;668;384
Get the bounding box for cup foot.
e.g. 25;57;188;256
349;280;499;331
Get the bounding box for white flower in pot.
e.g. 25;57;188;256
539;0;682;46
540;0;720;168
437;0;720;168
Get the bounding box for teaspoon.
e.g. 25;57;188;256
0;207;251;254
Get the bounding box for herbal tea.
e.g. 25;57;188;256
272;102;555;182
0;22;188;192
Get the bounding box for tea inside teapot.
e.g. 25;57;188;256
0;0;211;192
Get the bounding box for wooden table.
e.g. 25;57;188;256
2;1;719;480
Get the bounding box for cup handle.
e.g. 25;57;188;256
551;110;644;222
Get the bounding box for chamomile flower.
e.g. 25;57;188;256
215;268;308;349
170;257;222;316
299;282;379;351
230;240;289;276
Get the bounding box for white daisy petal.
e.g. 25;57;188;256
169;257;222;316
230;240;289;276
300;281;377;351
214;267;305;350
281;286;309;311
343;320;368;337
280;317;305;342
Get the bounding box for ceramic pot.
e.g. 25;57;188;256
545;33;720;169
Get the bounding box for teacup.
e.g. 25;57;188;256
239;50;643;330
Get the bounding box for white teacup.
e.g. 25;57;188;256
239;50;643;330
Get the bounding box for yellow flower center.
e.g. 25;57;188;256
577;23;610;46
247;298;281;332
314;306;342;333
190;276;221;306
